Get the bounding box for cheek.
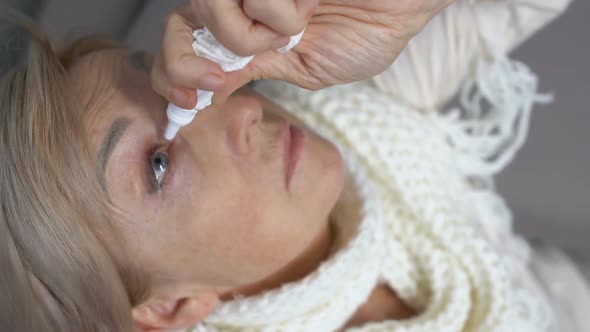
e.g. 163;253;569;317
295;135;345;214
164;131;341;285
107;164;154;217
185;156;267;237
188;185;290;285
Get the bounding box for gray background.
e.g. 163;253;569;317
494;0;590;265
3;0;589;269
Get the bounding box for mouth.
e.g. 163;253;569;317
283;120;305;191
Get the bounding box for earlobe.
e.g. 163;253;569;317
132;293;219;331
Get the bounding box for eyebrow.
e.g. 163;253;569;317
98;117;132;172
129;51;153;74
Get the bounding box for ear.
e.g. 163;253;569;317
132;292;219;332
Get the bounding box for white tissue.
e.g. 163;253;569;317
192;28;255;72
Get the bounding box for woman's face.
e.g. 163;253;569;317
69;49;344;296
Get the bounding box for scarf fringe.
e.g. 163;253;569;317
434;53;552;177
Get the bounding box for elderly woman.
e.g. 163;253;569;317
1;0;587;331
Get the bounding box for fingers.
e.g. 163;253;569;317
159;13;225;89
243;0;318;36
211;49;305;104
152;12;226;108
152;56;196;109
192;0;287;57
154;0;318;108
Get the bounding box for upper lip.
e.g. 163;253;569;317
282;120;291;184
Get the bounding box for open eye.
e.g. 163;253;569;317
150;151;169;191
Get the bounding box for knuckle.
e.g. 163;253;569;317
163;11;194;36
150;59;165;89
152;81;167;97
163;57;184;83
168;54;205;86
228;37;257;57
162;12;181;34
286;16;307;35
150;73;170;98
244;0;305;35
292;0;315;31
275;9;308;35
242;0;260;17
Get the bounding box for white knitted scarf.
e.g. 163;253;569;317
183;81;551;332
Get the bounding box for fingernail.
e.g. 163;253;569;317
198;73;225;90
272;36;290;50
171;89;196;109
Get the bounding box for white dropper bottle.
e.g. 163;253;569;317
164;28;305;141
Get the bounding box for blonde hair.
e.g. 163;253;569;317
0;15;145;331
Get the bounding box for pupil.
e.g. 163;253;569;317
152;152;168;172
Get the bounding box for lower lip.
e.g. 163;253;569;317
284;123;304;191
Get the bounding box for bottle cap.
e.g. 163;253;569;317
165;104;197;140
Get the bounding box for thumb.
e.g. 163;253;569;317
211;50;301;103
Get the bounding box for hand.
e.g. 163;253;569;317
151;0;318;109
218;0;456;100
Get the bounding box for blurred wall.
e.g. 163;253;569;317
39;0;143;43
0;0;44;74
496;0;590;258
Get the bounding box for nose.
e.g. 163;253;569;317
218;95;263;158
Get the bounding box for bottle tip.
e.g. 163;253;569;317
164;123;180;141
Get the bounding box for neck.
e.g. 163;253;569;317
220;219;333;300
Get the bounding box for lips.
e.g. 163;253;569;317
283;120;304;191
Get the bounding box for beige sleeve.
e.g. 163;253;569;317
369;0;573;111
474;0;573;53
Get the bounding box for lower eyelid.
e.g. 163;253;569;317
159;162;176;193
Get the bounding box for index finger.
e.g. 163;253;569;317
151;11;226;108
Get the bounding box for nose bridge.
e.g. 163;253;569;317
219;95;264;156
222;95;263;128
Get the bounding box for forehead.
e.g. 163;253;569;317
66;49;160;142
67;49;124;107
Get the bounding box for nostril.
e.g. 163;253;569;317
226;113;257;158
241;115;260;156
